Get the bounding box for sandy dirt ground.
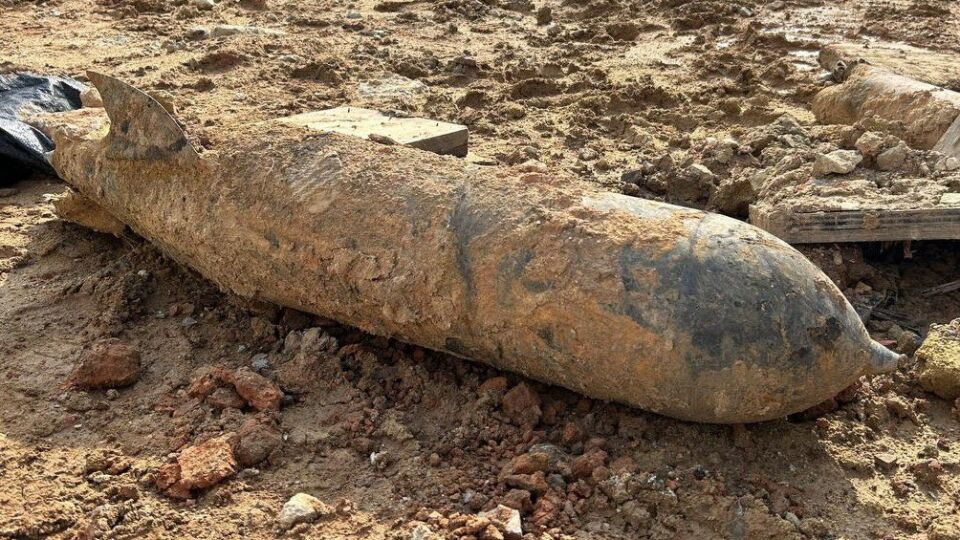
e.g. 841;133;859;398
2;0;960;538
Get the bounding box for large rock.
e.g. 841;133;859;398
916;320;960;400
68;339;141;389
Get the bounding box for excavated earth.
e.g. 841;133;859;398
1;0;960;538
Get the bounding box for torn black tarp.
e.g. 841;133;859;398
1;73;86;183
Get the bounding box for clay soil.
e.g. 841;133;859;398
2;0;960;539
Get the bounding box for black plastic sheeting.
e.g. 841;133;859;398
1;73;86;183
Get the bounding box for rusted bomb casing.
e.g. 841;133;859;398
43;73;901;423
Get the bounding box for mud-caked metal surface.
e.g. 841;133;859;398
44;72;901;423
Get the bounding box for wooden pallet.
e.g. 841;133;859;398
750;203;960;243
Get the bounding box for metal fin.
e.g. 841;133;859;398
86;71;199;162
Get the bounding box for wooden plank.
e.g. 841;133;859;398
750;205;960;243
280;107;468;157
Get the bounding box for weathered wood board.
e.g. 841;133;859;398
751;201;960;243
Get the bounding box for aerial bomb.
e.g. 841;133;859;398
42;72;901;423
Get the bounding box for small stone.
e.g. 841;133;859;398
68;339;141;389
507;452;549;475
409;522;439;540
177;436;238;490
874;452;899;472
482;504;522;539
250;353;270;371
876;142;909;171
916;319;960;400
478;376;508;395
228;367;283;410
812;150;862;176
186;365;230;399
605;22;640;41
571;449;607;479
501;489;532;513
186;27;210;40
854;131;886;156
505;472;549;495
621;499;652;527
191;0;214;9
710;175;755;217
535;5;552;25
897;331;921;355
234;420;282;466
561;421;586;445
209;24;285;38
501;382;541;426
80;87;103;108
278;492;332;530
783;511;800;527
684;163;716;182
206;387;245;410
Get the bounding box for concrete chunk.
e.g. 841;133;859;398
916;319;960;400
280;107;468;157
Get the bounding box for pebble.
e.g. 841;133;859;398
191;0;215;9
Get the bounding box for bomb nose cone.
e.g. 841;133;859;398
866;340;903;375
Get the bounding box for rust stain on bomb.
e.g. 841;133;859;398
42;72;902;423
